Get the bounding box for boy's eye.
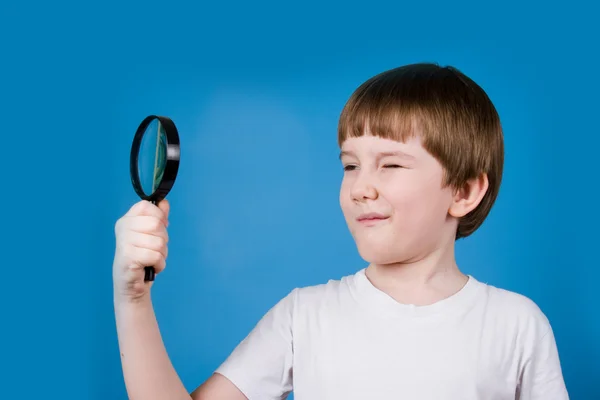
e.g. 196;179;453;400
383;164;402;169
343;165;357;171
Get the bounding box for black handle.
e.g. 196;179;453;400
144;266;156;282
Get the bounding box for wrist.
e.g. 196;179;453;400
114;290;152;311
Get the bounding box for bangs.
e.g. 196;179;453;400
337;67;438;147
337;95;422;147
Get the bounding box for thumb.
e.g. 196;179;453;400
158;199;170;221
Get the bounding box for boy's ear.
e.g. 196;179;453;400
448;173;489;218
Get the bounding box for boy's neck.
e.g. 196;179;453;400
364;243;468;307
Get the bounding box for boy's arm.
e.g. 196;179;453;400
115;296;193;400
116;296;247;400
517;326;569;400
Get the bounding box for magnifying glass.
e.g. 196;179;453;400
130;115;181;282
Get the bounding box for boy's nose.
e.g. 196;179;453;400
351;177;378;201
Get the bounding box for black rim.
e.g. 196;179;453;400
130;115;180;203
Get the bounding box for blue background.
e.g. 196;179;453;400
1;1;598;398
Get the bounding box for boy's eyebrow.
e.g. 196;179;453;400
339;150;354;160
377;151;416;160
339;150;415;160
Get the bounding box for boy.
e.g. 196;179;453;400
113;63;569;400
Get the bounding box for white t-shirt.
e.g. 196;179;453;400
216;269;569;400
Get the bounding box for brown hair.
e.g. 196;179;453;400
338;63;504;239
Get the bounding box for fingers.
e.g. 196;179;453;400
114;200;172;301
117;199;171;275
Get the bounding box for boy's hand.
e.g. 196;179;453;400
113;199;170;304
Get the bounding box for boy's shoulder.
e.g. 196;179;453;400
479;277;548;313
273;270;360;315
289;269;358;300
476;278;553;335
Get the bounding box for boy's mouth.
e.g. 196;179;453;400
356;213;389;225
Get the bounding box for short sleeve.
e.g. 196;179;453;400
517;325;569;399
215;289;296;400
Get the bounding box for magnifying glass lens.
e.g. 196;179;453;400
138;119;168;197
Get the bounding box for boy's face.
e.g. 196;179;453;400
339;133;457;265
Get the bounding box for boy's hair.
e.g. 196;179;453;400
338;63;504;239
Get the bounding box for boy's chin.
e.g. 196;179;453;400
356;244;407;265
